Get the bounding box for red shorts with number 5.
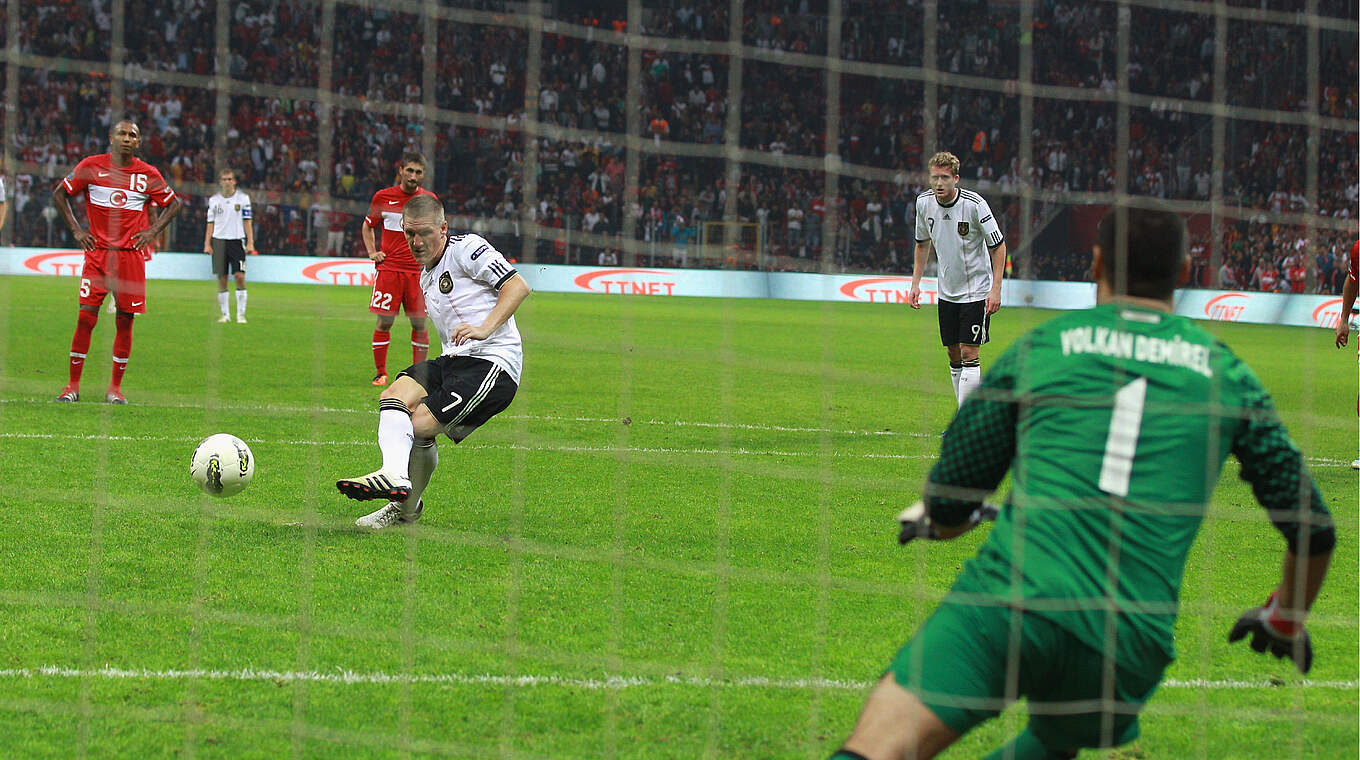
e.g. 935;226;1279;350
79;248;148;313
369;269;425;317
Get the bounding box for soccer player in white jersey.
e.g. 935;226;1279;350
909;151;1007;406
203;168;255;323
337;194;532;529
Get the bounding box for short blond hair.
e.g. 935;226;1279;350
402;193;445;221
928;151;960;176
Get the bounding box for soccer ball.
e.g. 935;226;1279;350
190;433;255;497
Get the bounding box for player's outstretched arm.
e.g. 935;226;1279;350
1227;382;1336;673
918;348;1019;527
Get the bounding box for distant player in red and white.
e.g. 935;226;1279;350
53;120;181;404
362;151;438;386
1333;239;1359;469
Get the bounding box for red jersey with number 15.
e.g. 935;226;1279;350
364;185;439;272
60;154;176;250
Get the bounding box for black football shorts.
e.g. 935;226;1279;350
399;355;518;442
937;298;990;347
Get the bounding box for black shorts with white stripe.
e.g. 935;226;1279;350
937;298;990;347
399;355;518;442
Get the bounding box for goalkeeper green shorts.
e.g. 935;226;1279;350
887;598;1164;751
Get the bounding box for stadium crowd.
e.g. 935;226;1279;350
4;0;1356;293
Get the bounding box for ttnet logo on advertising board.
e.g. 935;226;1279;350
573;269;680;296
1312;297;1345;329
838;276;937;304
23;251;86;277
301;260;377;287
1203;292;1249;322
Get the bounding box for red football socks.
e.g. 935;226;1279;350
109;312;134;391
68;309;100;386
372;329;391;373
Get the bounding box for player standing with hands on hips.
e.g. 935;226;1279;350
362;152;438;386
337;195;531;529
204;167;255;323
830;206;1335;760
910;152;1006;406
54;120;181;404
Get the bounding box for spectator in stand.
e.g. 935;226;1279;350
1219;259;1240;289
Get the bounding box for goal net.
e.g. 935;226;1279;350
0;0;1355;757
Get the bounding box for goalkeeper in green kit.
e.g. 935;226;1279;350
830;206;1335;760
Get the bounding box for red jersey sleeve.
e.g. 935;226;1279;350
364;191;383;228
143;166;176;207
1348;241;1358;282
60;157;96;196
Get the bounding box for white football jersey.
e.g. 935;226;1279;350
915;187;1004;302
421;233;524;382
207;190;252;240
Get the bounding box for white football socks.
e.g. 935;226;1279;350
377;407;414;478
217;291;229;317
949;364;962;401
236;289;247;318
957;364;982;405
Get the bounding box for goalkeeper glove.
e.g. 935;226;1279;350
1227;592;1313;674
896;500;999;545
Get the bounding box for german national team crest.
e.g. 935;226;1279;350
438;271;453;293
234;204;241;211
957;222;970;237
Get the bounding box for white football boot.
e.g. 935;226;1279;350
355;499;423;529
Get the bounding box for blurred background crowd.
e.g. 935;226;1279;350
4;0;1356;292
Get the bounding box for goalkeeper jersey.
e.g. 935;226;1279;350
927;302;1333;672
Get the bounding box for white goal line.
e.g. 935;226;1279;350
0;666;1352;692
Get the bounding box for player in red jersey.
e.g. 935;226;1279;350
361;152;438;386
53;120;181;404
1333;240;1359;469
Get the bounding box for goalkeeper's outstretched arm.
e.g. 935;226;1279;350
921;347;1019;531
1226;379;1336;673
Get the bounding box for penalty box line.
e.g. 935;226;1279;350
0;397;937;439
1;431;1351;468
0;666;1354;692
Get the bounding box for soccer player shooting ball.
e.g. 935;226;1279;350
336;195;530;530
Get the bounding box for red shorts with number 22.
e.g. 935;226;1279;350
369;269;425;317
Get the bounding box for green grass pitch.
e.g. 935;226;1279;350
0;273;1354;759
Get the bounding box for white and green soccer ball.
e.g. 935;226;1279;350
190;433;255;497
